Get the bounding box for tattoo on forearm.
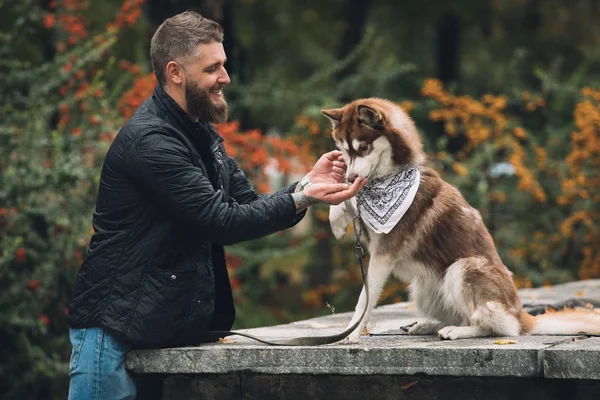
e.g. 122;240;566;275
291;191;321;212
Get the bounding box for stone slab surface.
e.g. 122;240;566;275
127;279;600;379
543;337;600;379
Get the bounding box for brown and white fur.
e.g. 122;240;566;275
322;98;600;343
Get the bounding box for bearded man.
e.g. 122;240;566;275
66;11;366;400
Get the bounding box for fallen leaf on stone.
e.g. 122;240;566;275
361;327;369;336
309;323;329;329
494;339;517;345
218;338;236;344
576;290;585;297
401;381;418;390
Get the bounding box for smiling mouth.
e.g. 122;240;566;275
210;88;222;96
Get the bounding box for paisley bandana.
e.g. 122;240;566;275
356;166;420;234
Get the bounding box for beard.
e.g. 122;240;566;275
185;80;228;124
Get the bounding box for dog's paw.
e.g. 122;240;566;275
329;204;349;239
408;320;443;336
437;326;460;340
340;332;361;345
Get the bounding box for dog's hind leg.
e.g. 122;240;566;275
437;301;519;339
406;275;462;336
343;253;394;344
438;257;521;340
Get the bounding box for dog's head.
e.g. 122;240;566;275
321;98;425;182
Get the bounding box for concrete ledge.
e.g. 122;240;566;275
126;280;600;399
544;337;600;379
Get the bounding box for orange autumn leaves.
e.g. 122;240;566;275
216;121;314;193
560;87;600;279
422;79;600;281
44;0;144;51
422;78;547;203
118;72;158;119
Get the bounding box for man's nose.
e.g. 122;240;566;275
218;67;231;85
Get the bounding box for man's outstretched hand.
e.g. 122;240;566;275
291;176;368;213
308;150;348;184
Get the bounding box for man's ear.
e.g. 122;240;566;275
357;104;384;130
165;61;184;85
321;108;343;129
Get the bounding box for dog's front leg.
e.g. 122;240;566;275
343;254;393;344
329;201;352;239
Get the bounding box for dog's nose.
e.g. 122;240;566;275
348;174;358;183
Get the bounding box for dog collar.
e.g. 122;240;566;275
356;166;420;234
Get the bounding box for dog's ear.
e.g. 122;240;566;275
357;104;384;130
321;108;343;129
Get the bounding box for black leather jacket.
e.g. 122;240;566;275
68;85;305;349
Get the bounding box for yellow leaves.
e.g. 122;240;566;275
534;146;547;168
452;162;468;176
444;121;458;137
494;339;517;345
399;100;414;113
429;109;445;122
513;275;532;289
218;337;236;344
417;78;600;280
513;127;527;139
421;78;445;99
489;191;507;203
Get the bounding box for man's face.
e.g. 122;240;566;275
181;41;230;123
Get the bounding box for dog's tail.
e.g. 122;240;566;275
520;308;600;335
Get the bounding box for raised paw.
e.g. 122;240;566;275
329;204;349;239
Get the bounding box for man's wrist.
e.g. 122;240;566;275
294;173;313;193
291;190;321;213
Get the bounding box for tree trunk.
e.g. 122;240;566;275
435;11;465;153
336;0;371;98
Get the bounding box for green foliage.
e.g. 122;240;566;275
0;2;131;398
2;1;600;399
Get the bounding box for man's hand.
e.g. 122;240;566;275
291;177;368;213
309;150;348;184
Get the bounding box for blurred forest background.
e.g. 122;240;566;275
1;0;600;398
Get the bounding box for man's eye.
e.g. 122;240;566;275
358;144;369;152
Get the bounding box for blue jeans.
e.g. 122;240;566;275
67;327;136;400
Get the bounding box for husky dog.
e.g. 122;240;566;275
322;98;600;343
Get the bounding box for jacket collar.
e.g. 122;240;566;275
152;84;223;148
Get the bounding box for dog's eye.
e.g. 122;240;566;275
358;144;369;152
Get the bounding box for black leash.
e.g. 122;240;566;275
205;214;368;346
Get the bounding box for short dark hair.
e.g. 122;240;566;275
150;11;224;85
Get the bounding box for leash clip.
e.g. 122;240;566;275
352;215;365;261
